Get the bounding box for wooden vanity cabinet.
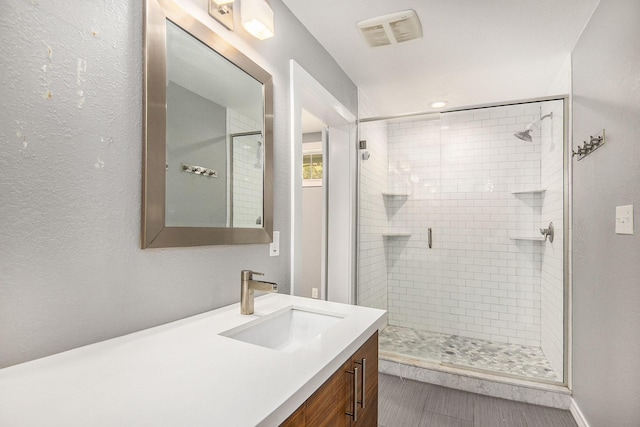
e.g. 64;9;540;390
280;331;378;427
300;358;349;427
349;331;378;426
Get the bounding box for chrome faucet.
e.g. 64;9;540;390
240;270;278;315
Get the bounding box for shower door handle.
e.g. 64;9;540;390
428;227;433;248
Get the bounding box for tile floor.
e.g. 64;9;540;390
379;325;558;382
378;373;577;427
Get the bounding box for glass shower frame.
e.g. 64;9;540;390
356;96;571;386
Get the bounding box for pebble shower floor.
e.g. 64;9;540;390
379;325;558;382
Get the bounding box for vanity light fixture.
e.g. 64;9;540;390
208;0;274;40
241;0;275;40
208;0;235;31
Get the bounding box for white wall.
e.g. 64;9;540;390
326;125;356;304
357;90;389;311
572;0;640;425
0;0;356;368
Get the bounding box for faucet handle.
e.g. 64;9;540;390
241;270;264;280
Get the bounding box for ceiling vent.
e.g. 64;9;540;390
356;10;423;48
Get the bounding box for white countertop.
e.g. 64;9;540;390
0;294;386;426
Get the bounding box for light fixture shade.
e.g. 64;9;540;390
241;0;274;40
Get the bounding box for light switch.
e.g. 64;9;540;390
615;205;634;235
269;231;280;256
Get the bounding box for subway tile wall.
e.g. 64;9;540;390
384;102;564;349
228;109;264;227
357;90;389;311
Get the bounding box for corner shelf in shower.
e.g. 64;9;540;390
509;189;547;241
510;188;546;195
509;234;546;241
382;192;410;199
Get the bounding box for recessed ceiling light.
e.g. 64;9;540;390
430;101;448;109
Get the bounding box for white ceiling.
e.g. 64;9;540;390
282;0;599;117
167;20;263;124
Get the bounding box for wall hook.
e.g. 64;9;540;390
181;163;218;178
572;129;605;161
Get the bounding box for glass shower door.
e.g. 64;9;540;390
357;98;567;384
358;116;445;365
436;101;565;383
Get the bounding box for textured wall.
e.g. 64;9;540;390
0;0;356;368
572;0;640;425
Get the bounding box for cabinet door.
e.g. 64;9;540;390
279;331;379;427
349;332;378;427
305;360;350;427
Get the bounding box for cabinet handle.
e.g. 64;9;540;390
355;358;366;409
346;366;359;422
428;227;433;248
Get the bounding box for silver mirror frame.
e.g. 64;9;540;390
142;0;273;248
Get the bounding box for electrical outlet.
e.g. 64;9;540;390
312;288;319;299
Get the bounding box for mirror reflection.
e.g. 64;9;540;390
165;20;264;229
141;0;273;248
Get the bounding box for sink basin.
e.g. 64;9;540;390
220;307;345;352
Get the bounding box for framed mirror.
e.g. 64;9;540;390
142;0;273;248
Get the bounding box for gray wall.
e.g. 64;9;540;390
300;186;323;298
0;0;356;368
166;82;227;227
298;138;323;298
572;0;640;425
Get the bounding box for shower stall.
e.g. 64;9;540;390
229;131;264;228
357;98;568;384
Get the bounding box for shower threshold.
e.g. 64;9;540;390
379;325;559;382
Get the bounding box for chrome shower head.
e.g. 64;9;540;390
514;112;553;142
514;129;533;142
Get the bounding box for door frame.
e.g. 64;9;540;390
290;60;356;301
